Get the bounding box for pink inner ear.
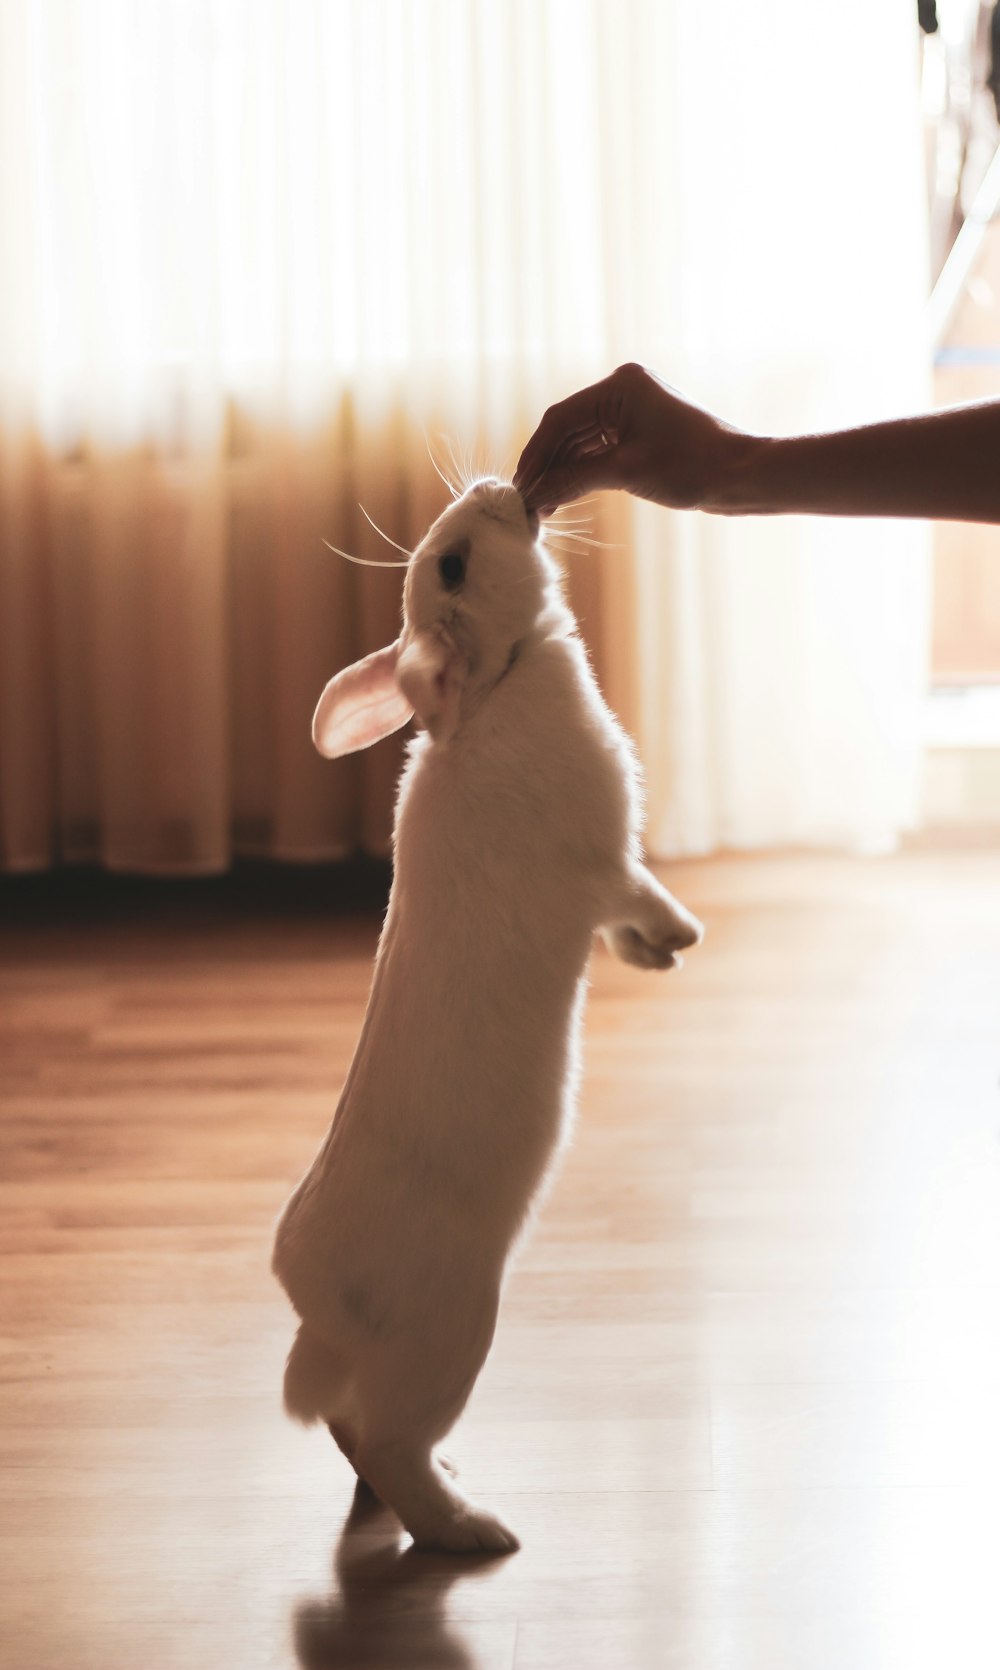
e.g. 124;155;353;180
312;641;414;758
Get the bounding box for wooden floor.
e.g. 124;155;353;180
3;845;1000;1670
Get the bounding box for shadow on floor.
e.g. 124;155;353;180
293;1483;506;1669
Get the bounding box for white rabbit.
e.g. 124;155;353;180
272;479;702;1554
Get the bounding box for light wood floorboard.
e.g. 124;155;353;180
2;846;999;1669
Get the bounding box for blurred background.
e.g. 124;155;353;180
0;0;998;876
3;9;1000;1666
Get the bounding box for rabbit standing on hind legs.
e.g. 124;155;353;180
272;479;703;1554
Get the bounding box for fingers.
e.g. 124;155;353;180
513;383;602;492
515;365;732;517
527;447;624;515
514;371;625;504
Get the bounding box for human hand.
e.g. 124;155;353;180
514;362;748;516
518;363;1000;525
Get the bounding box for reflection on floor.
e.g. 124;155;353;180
2;844;999;1669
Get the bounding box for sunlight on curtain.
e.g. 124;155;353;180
0;0;930;871
2;0;620;445
626;0;934;854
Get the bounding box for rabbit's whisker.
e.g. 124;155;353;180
322;537;408;569
358;503;413;559
424;430;461;500
548;530;621;550
441;433;471;494
545;497;600;516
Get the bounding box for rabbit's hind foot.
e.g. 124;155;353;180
327;1418;381;1496
355;1438;518;1556
432;1506;520;1554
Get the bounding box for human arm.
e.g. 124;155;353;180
513;362;1000;525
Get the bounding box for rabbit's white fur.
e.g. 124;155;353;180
272;480;702;1554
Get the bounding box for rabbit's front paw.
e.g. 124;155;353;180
607;903;703;971
603;867;704;972
609;923;682;970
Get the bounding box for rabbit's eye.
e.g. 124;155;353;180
439;551;466;590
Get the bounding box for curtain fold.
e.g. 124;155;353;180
0;0;931;873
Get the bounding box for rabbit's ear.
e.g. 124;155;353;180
312;640;414;758
396;627;466;744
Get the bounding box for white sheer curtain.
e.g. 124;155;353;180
0;0;930;872
620;1;934;854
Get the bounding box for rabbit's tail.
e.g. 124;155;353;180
283;1323;353;1427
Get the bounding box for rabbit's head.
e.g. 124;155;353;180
313;481;568;756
